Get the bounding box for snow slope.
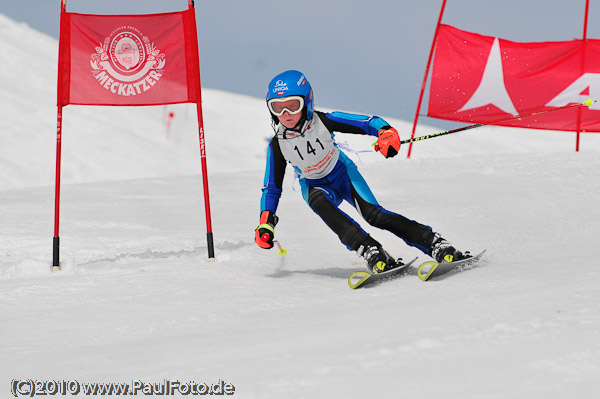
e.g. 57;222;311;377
1;13;600;399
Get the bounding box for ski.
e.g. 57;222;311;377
348;257;418;290
417;250;486;281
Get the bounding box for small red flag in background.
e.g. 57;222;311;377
58;9;200;106
428;24;600;132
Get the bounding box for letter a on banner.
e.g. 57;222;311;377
53;0;214;270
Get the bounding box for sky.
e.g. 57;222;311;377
1;0;599;128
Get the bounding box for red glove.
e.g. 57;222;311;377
374;127;401;158
255;210;278;249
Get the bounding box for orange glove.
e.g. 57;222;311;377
255;210;278;249
374;127;401;158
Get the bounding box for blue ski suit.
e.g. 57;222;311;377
260;110;435;254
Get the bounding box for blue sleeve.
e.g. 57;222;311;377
260;139;286;213
321;111;391;137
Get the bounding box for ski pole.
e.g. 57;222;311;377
273;240;287;256
261;233;287;256
400;98;594;145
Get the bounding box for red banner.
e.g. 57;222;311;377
53;3;215;267
428;24;600;132
58;9;201;106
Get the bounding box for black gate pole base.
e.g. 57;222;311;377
52;236;61;272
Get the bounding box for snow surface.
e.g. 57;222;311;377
2;13;600;399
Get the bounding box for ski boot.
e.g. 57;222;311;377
429;233;470;263
358;239;400;274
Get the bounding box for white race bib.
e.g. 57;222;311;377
277;116;339;179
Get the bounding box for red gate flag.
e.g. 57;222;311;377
428;24;600;132
53;1;214;269
58;9;200;106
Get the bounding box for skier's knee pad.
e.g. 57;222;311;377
308;187;367;251
360;202;387;227
307;188;332;213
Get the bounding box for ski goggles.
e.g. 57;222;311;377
268;96;304;116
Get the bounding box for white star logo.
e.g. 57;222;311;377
459;37;518;116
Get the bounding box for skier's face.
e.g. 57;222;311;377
278;110;303;129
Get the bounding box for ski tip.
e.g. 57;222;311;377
348;271;371;289
417;261;438;281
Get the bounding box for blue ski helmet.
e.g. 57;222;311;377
266;70;314;121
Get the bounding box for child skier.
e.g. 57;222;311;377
255;70;468;273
